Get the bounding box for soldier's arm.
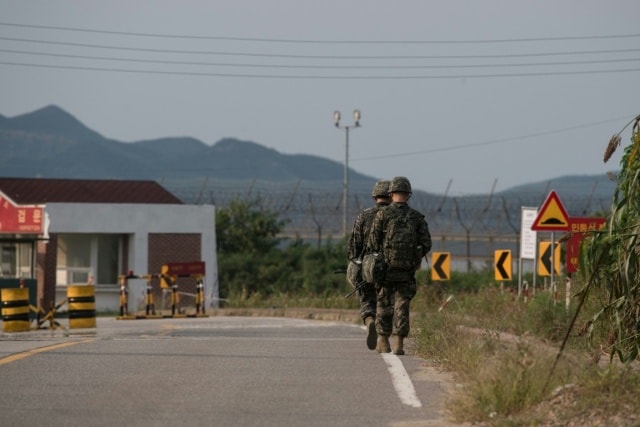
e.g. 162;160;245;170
366;211;384;253
418;218;432;256
348;212;365;260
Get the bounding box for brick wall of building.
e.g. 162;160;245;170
148;233;202;312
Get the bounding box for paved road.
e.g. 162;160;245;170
0;316;454;427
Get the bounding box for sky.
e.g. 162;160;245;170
0;0;638;195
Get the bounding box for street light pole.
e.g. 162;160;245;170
333;109;361;238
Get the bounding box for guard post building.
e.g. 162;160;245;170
0;178;218;315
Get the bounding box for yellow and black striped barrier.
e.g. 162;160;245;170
67;285;96;329
1;288;31;332
195;279;205;315
119;276;128;317
116;267;208;319
145;281;156;316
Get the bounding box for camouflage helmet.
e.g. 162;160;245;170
371;180;390;198
389;176;412;194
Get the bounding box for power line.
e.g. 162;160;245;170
354;116;631;161
1;36;639;60
1;60;639;79
2;48;639;70
1;21;639;44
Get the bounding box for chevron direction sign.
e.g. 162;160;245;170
431;252;451;281
538;241;561;276
494;250;512;281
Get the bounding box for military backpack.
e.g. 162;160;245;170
383;207;421;272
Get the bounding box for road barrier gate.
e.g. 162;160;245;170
117;261;207;320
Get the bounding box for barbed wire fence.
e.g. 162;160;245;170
167;179;614;273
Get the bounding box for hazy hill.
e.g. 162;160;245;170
0;105;377;187
501;174;616;197
0;105;618;204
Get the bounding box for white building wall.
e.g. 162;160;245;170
44;203;218;312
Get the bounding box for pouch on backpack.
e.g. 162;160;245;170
362;252;387;283
346;259;362;288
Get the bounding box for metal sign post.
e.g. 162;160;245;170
531;191;570;302
519;207;538;297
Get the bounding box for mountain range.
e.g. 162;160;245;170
0;105;375;186
0;105;618;203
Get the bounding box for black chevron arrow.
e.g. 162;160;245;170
540;243;559;275
433;253;449;280
496;251;510;280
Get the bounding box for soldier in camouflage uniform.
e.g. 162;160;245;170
347;180;391;350
366;176;431;355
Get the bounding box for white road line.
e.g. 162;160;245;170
381;353;423;408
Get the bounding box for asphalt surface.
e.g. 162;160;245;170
0;316;456;427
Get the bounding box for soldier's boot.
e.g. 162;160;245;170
364;316;377;350
376;335;391;353
393;335;405;356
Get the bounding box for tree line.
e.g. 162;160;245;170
215;197;348;300
214;196;518;302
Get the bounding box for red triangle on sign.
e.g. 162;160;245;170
531;190;570;231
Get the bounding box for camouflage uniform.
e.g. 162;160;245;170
348;202;389;320
348;181;390;322
367;179;431;345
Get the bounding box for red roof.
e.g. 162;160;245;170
0;178;183;205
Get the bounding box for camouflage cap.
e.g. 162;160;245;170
371;180;390;198
389;176;412;194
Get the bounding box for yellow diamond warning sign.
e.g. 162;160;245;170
531;190;570;231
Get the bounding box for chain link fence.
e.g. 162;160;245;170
165;179;614;272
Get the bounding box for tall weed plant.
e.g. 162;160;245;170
579;115;640;363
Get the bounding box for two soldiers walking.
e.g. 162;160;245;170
348;176;432;355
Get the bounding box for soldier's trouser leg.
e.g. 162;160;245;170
393;279;416;338
376;283;396;337
358;282;377;322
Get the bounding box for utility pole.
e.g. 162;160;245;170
333;109;361;238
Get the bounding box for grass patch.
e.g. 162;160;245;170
412;285;640;426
